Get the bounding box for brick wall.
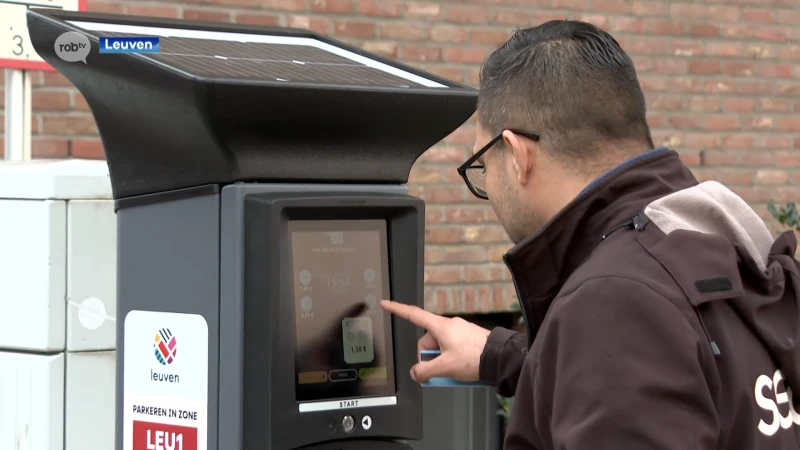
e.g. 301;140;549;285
1;0;798;315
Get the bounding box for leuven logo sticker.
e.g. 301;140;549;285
154;328;177;365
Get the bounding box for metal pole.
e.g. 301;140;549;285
4;68;31;161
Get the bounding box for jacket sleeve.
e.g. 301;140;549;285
479;327;528;397
533;277;719;449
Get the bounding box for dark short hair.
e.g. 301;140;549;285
477;20;654;164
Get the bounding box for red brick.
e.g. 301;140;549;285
182;9;231;21
425;247;444;264
732;187;773;203
425;66;463;83
777;152;800;167
463;225;509;243
689;24;720;37
793;172;800;185
759;98;792;113
361;41;397;58
31;139;69;158
445;47;487;64
705;115;740;131
759;27;789;42
448;6;489;24
719;169;754;185
777;82;800;97
703;150;738;166
465;68;481;86
722;135;754;149
757;136;792;149
671;3;706;19
671;40;704;57
678;151;701;166
41;72;72;87
420;145;467;163
706;42;741;57
401;44;441;62
442;247;487;263
652;59;687;75
593;0;628;12
651;19;685;35
649;94;683;111
722;98;755;113
708;5;740;22
738;81;772;96
87;0;124;13
692;168;719;183
670;77;705;93
630;56;650;72
705;80;736;94
577;14;609;30
287;16;331;33
778;46;800;61
431;25;467;43
234;13;281;26
613;16;648;33
688;60;720;75
465;266;507;282
746;45;775;59
263;0;305;11
759;63;793;78
626;37;667;55
741;152;774;167
723;62;755;77
126;5;179;18
742;8;775;23
742;116;774;130
721;24;757;39
71;139;105;159
32;91;71;111
446;126;476;145
776;118;800;132
470;30;511;46
42;116;97;135
755;170;788;185
668;115;700;129
425;207;444;224
426;226;463;243
358;0;402;17
553;0;590;10
777;10;800;25
639;75;668;92
381;23;429;41
684;134;720;149
632;0;668;16
687;96;721;112
334;21;376;38
404;2;442;19
446;206;488;223
774;187;800;203
646;113;666;128
424;266;462;284
408;166;441;184
310;0;353;13
493;10;531;26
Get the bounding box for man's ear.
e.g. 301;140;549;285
502;130;535;185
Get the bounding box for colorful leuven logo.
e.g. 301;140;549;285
154;328;177;365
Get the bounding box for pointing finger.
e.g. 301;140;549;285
381;300;445;332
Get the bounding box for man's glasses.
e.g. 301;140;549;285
456;129;540;200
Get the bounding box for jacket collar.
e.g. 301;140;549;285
503;149;699;343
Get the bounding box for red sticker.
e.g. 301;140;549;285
133;420;198;450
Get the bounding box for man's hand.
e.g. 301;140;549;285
380;300;491;383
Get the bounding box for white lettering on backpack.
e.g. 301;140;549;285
754;369;800;436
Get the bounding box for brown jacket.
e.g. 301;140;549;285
479;149;800;449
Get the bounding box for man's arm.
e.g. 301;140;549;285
479;328;528;397
532;277;719;449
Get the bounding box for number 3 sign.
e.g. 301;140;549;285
0;0;86;71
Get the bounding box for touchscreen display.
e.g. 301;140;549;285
289;219;395;402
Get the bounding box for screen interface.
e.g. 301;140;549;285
289;219;395;402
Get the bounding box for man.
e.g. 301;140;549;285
381;20;800;449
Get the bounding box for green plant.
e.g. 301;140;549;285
767;202;800;232
497;394;514;422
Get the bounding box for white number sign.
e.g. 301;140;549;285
0;0;85;71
